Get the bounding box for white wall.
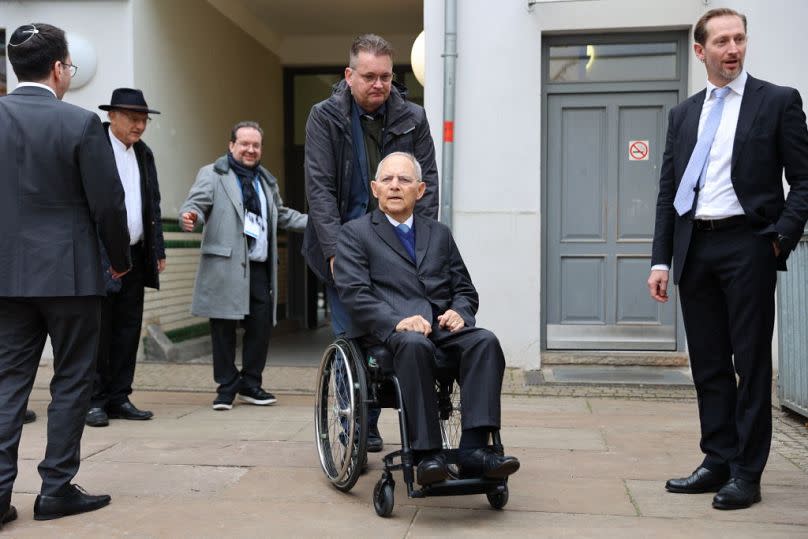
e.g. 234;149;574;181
1;0;132;112
424;0;808;368
132;0;286;216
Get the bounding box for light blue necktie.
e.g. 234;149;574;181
397;223;410;234
673;86;732;216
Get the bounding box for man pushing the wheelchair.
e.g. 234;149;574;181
334;151;520;486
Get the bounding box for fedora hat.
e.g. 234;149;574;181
99;88;160;114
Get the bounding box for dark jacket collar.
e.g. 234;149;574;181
322;79;412;131
10;85;57;99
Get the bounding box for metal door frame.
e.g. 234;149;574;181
540;30;690;351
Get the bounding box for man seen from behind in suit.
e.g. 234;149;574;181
0;23;131;528
648;8;808;510
86;88;166;428
335;152;520;486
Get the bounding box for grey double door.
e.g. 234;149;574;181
546;92;678;350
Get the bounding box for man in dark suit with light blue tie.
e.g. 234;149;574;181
0;23;130;527
335;152;519;487
648;8;808;510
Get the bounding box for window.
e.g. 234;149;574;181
549;42;677;83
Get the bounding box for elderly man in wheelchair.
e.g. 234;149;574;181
314;152;519;516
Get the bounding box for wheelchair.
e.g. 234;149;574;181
314;337;510;517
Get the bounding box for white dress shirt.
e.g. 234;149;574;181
652;71;748;273
108;129;144;245
694;70;748;219
247;177;269;263
385;214;414;228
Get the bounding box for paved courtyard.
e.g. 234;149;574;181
5;362;807;538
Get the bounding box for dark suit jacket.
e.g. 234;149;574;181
334;210;478;343
0;86;130;297
102;123;165;291
652;74;808;284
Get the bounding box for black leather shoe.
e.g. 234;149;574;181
459;448;520;479
23;410;36;424
416;453;450;486
1;505;17;529
34;484;111;521
367;425;384;453
85;407;109;427
665;466;729;494
712;478;761;510
106;401;153;420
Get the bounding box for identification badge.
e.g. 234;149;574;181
244;211;265;239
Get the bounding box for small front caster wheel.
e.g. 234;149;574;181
373;478;395;517
487;485;509;510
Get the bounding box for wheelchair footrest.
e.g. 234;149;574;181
411;478;506;499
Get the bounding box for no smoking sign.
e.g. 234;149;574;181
628;140;649;161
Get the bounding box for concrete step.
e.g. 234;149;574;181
542;351;689;367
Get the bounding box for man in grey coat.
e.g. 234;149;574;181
180;121;307;410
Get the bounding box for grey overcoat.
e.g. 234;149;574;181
180;155;307;322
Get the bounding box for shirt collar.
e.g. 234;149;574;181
16;82;57;98
706;70;747;99
385;213;414;228
107;127;133;152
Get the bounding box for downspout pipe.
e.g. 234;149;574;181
440;0;457;228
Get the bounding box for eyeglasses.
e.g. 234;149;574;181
62;62;78;78
357;72;394;85
377;175;417;186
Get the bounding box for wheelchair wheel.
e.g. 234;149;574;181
315;338;368;492
487;484;509;510
373;476;395;517
438;378;461;450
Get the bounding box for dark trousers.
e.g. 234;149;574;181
92;243;146;408
210;261;272;397
678;223;777;481
0;296;102;498
386;326;505;450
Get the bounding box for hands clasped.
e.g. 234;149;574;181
396;309;465;336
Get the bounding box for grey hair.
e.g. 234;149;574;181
349;34;394;68
375;152;422;182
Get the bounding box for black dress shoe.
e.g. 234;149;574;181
0;505;17;529
23;410;37;424
712;478;761;510
34;484;111;521
367;425;384;453
665;466;729;494
106;401;153;420
459;448;520;479
85;407;109;427
416;453;450;485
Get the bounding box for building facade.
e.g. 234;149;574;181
2;0;805;368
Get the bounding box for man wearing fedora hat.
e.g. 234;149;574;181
85;88;166;428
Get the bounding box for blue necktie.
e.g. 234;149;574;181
395;223;416;263
673;86;732;216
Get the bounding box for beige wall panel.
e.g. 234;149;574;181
132;0;285;217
